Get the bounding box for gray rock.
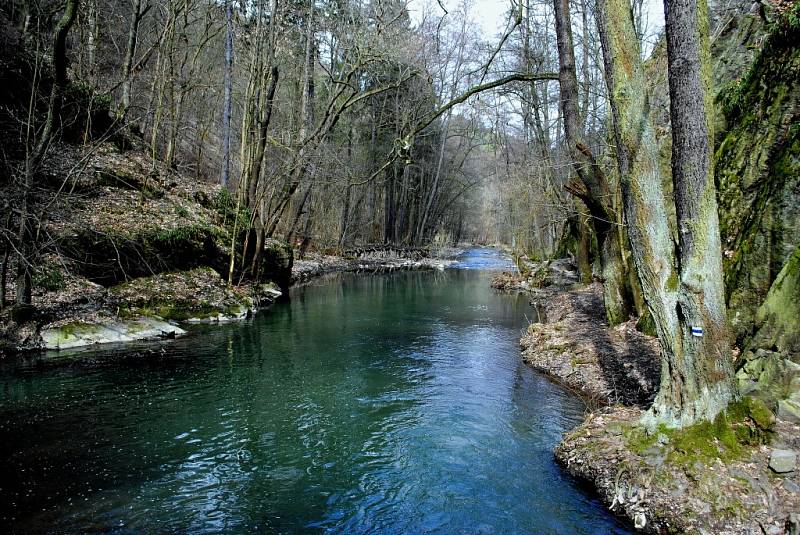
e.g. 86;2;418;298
769;449;797;473
41;318;185;350
779;399;800;423
788;513;800;535
784;479;800;493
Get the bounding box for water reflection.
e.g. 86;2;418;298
0;249;629;534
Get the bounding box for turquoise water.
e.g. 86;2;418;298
0;249;629;533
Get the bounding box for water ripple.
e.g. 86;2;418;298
0;249;628;534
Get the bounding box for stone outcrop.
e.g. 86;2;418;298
41;318;185;350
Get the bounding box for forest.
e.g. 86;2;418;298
0;0;799;532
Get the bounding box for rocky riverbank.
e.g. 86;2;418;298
1;243;461;354
496;265;800;533
291;246;460;286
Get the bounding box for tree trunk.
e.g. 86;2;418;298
657;0;735;423
596;0;735;426
85;0;98;83
266;3;315;237
553;0;633;325
569;213;592;284
247;66;279;206
119;0;146;120
0;244;8;309
221;0;233;186
339;184;352;249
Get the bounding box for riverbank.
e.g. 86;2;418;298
290;246;460;286
0;246;459;355
0;138;463;355
498;269;800;533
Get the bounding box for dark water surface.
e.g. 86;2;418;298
0;248;629;533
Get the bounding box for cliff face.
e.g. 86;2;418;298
713;4;800;414
715;8;800;351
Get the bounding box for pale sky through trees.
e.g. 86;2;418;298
408;0;665;50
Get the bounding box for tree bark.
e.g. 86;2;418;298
552;0;633;325
221;0;233;186
658;0;735;423
119;0;148;120
596;0;735;426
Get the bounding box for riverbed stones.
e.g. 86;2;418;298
784;479;800;494
769;449;797;473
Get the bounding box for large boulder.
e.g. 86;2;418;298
258;238;293;292
109;267;253;322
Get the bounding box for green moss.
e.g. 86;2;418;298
211;188;250;232
635;310;657;336
626;399;773;467
151;225;208;247
223;304;246;317
666;270;679;292
624;423;664;455
670;412;743;464
174;203;190;218
55;321;99;340
111;268;249;323
118;301;221;322
715;11;800;345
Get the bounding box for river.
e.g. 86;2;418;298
0;248;629;533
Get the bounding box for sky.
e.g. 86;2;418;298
408;0;665;44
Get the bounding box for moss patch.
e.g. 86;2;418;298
625;398;775;466
110;268;251;323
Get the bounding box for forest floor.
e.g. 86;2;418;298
494;271;800;534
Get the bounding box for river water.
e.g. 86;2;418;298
0;248;629;533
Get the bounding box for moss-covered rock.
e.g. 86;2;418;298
751;246;800;356
40;318;185;350
258;238;293;291
109;267;253;323
61;224;228;286
715;12;800;346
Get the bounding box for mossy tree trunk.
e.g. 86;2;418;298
661;0;735;423
596;0;735;426
553;0;634;325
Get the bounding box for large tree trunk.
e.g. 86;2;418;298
552;0;633;325
596;0;735;426
658;0;735;423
